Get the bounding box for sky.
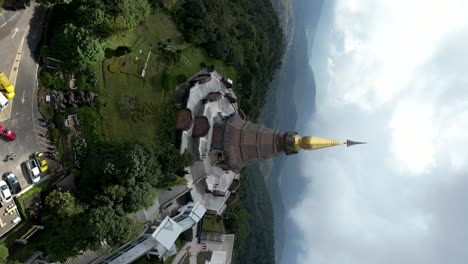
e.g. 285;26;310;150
288;0;468;263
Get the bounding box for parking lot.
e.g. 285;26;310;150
0;3;49;237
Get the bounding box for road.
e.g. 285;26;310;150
0;5;48;190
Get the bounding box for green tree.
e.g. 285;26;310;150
87;196;141;245
80;143;161;212
36;0;73;5
46;189;85;219
49;127;60;143
49;23;106;69
0;244;8;263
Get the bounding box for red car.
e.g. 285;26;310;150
0;126;16;141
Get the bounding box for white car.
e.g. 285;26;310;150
25;159;41;184
0;181;12;203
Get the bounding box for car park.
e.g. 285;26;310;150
0;181;12;203
33;152;48;173
3;172;21;194
24;160;41;184
0;126;16;141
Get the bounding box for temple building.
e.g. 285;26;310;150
178;70;364;216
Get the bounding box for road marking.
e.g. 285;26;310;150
0;12;20;29
39;141;54;148
11;27;18;39
21;89;25;104
35;124;48;131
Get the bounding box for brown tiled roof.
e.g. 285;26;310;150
189;74;212;86
237;109;246;120
221;77;233;88
192;116;210;138
224;93;237;103
202;92;223;104
223;114;289;172
176;108;193;131
226;193;237;204
228;179;240;191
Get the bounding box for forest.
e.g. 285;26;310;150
168;0;284;120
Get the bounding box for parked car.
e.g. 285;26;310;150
0;126;16;141
25;159;41;184
33;152;48;173
3;172;21;194
0;93;8;110
0;180;12;203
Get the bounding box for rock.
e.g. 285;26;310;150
68;92;75;103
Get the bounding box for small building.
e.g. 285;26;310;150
0;200;22;238
94;202;206;264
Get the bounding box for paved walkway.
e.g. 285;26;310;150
171;224;223;264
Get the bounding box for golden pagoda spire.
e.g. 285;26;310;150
292;135;366;151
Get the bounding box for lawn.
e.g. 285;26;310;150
95;10;236;144
202;217;226;234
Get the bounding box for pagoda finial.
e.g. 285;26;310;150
292;135;366;151
299;136;346;150
346;139;367;147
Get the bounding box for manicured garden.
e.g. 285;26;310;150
95;10;236;144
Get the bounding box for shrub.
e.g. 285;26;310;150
39;69;54;88
115;46;132;57
49;127;60;143
176;74;187;84
75;74;86;90
72;136;88;168
0;244;8;262
94;95;107;107
105;48;115;59
53;112;70;134
38;104;54;121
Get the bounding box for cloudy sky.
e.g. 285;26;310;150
289;0;468;263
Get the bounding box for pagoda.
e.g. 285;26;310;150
177;70;364;216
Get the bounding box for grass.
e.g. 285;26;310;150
18;179;49;201
55;137;63;160
95;10;236;144
202;217;225;233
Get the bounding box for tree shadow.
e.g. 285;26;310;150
2;0;32;10
26;4;47;64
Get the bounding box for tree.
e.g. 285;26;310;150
39;189;93;261
49;127;60;143
0;244;8;263
80;143;162;212
87;196;141;245
46;189;85;219
49;23;106;69
36;0;72;5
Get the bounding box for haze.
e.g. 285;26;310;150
267;0;468;263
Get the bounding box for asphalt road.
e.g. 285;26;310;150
0;5;48;190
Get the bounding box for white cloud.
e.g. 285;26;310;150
289;0;468;263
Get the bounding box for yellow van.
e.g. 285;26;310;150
0;72;14;98
3;91;15;99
